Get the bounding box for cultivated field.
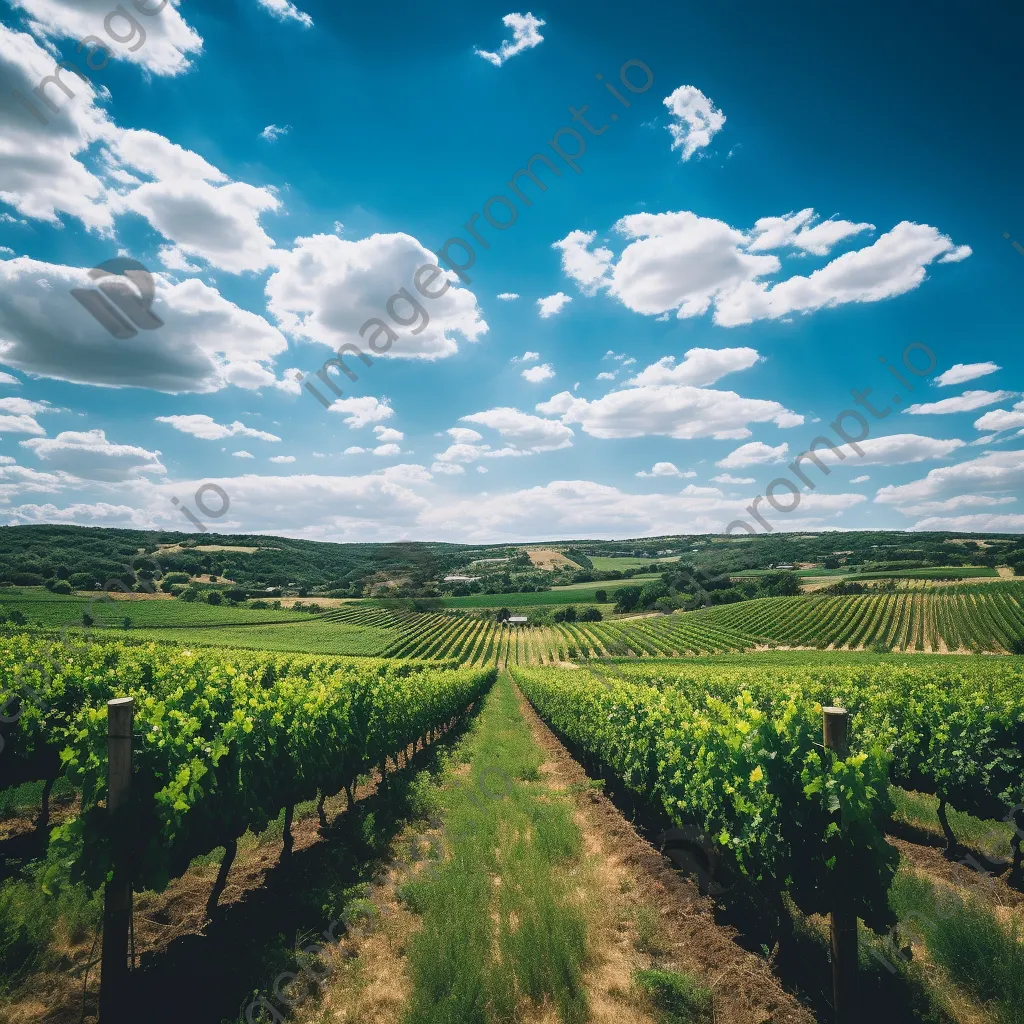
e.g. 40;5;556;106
3;569;1024;1024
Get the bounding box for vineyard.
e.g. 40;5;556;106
0;635;493;899
312;585;1024;659
19;583;1024;668
511;658;1024;995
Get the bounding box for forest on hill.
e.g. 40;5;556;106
0;525;1022;598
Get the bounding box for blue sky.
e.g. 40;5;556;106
0;0;1022;542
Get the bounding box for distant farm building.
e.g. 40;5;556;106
444;575;482;583
507;615;528;625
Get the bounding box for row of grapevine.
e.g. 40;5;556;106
0;634;495;895
705;585;1024;652
511;664;899;934
600;659;1024;866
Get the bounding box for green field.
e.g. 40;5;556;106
729;567;852;578
588;555;679;571
443;575;662;609
127;619;398;655
844;566;1000;581
0;590;310;629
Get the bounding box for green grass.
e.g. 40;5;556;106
729;567;852;578
890;788;1016;861
634;968;713;1023
126;619;398;655
0;591;310;629
588;557;679;572
400;674;590;1024
443;577;660;609
845;567;999;581
889;868;1024;1024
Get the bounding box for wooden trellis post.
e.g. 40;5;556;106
823;706;856;1024
99;697;134;1024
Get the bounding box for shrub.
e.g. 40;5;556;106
206;591;223;606
580;607;602;622
594;589;607;603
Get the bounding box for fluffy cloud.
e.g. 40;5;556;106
373;443;401;457
663;85;726;160
716;441;788;468
747;209;875;256
875;450;1024;508
155;415;281;441
0;24;113;230
415;478;866;541
893;494;1016;516
521;363;555;383
552;231;614;294
232;450;254;458
0;257;289;393
256;0;313;26
327;396;394;428
511;351;539;363
596;371;616;381
266;233;487;360
537;292;572;318
625;347;761;387
261;123;290;142
9;0;203;76
711;473;755;484
116;177;281;274
850;474;870;483
20;428;165;481
907;513;1024;533
430;461;465;475
556;212;969;327
808;433;965;467
0;372;22;386
636;462;696;478
538;374;801;442
904;390;1013;415
936;361;1000;387
373;426;404;442
460;407;574;451
0;396;56;434
497;292;519;301
446;427;483;444
269;455;296;463
974;400;1024;432
475;12;545;66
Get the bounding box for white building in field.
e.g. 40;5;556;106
507;615;528;625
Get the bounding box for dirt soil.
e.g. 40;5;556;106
526;548;577;570
513;686;816;1024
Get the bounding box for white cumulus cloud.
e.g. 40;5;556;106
636;462;696;478
155;415;281;441
256;0;313;27
935;361;1000;387
537;292;572;318
716;441;789;468
266;233;487;360
521;363;555;383
663;85;726;160
475;12;545;67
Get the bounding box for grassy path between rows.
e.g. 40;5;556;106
311;672;727;1024
400;672;592;1024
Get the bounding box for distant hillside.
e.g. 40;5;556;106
0;524;1019;596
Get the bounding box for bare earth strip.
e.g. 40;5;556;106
513;685;815;1024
